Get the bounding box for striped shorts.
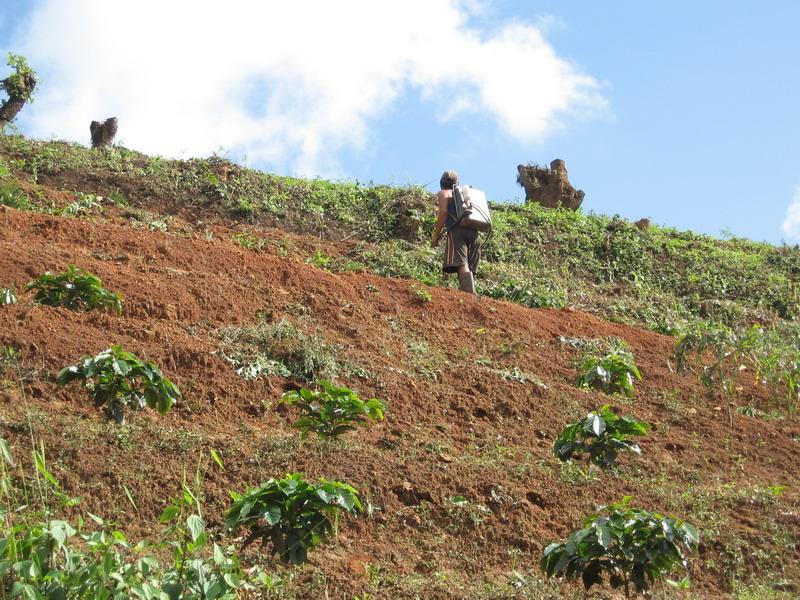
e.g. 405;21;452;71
443;226;480;273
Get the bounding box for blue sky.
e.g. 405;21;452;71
2;1;799;244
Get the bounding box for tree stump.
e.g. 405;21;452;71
90;117;118;148
516;159;585;210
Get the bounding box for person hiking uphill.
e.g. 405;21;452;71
431;170;479;294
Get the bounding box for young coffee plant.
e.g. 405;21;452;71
27;265;123;313
553;404;650;468
57;344;180;422
281;380;386;439
541;497;699;598
225;473;362;565
577;339;641;397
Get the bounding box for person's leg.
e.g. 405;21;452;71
458;230;480;294
445;228;476;294
457;264;475;293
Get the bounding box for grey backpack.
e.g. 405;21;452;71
451;185;492;232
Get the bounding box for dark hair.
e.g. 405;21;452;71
440;170;459;190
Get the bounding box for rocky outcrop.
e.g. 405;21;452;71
517;159;585;210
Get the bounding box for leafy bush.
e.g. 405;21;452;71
1;505;253;600
281;380;386;439
306;249;331;269
27;265;123;313
553;404;650;468
576;339;641;397
225;473;362;565
58;192;103;216
57;344;180;422
541;497;699;597
1;287;15;305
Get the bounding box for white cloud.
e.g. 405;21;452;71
13;0;605;176
782;186;800;242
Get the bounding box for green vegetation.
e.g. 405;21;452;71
554;404;650;468
57;345;180;422
676;322;800;412
541;497;699;597
0;441;270;599
281;381;386;439
225;473;361;565
27;265;123;313
59;192;103;217
576;339;641;398
0;181;31;209
306;249;331;269
675;320;740;392
1;287;15;305
410;284;432;303
232;231;266;251
217;318;350;382
2;53;38;102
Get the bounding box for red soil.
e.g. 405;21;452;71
1;204;798;598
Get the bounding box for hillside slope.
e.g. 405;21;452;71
0;138;798;599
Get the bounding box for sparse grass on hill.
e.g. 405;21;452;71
2;133;797;338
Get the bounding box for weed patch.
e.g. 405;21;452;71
0;181;31;209
0;439;270;598
676;322;800;413
217;318;353;382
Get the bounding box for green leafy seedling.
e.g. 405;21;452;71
554;404;650;468
57;344;180;422
281;380;386;439
225;473;361;565
27;265;122;313
577;340;641;397
307;249;330;269
410;284;432;303
541;497;699;598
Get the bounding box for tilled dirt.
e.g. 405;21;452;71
1;204;798;599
